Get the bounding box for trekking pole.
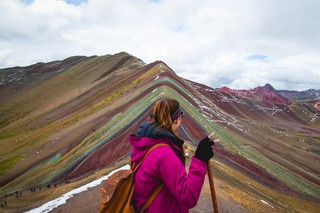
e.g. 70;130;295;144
207;161;218;213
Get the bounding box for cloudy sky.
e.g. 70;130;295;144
1;0;319;91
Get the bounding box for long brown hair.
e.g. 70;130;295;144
152;98;180;136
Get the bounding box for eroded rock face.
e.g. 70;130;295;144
100;169;131;204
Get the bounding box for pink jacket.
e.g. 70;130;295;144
130;133;206;213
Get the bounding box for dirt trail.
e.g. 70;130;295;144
49;175;248;213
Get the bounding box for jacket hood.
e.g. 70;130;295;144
129;121;185;165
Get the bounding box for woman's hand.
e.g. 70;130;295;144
208;133;220;143
194;133;219;162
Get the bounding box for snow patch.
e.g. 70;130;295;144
25;164;130;213
310;113;319;123
260;200;274;208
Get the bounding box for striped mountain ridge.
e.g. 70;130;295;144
0;52;319;212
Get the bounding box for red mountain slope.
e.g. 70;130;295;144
218;83;292;105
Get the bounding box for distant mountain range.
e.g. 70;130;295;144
278;89;320;102
0;52;319;212
2;56;318;106
218;83;292;105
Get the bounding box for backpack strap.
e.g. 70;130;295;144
140;183;164;212
132;143;169;212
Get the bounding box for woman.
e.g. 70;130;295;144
129;98;219;212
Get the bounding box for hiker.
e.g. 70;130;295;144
130;98;219;212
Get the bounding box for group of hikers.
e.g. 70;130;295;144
1;181;72;209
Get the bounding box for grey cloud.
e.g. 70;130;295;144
0;0;319;90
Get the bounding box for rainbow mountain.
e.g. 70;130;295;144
0;52;319;212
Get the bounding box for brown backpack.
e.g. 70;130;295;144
98;143;169;213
